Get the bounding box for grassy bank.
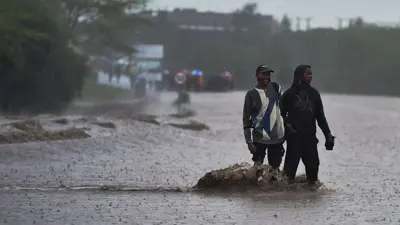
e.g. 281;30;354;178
80;74;130;102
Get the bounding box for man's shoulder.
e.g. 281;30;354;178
309;86;321;95
269;82;282;94
270;81;280;88
282;86;294;96
245;88;257;95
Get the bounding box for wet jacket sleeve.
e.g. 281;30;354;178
277;84;283;105
279;91;289;126
315;90;331;137
242;91;253;143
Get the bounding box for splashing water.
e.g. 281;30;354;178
195;162;330;192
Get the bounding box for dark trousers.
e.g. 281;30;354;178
252;143;285;169
283;135;319;183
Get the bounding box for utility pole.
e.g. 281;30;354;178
294;17;312;31
305;17;312;30
296;17;302;31
337;17;354;28
336;17;343;29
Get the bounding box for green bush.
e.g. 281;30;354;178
0;0;89;114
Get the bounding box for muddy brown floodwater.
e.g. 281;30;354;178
1;92;400;225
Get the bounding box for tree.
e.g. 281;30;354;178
0;0;153;114
147;10;400;96
349;17;364;28
280;14;292;33
61;0;152;56
0;0;89;114
232;2;260;30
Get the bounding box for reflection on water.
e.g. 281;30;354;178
1;92;400;224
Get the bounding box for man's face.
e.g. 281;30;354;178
256;71;271;85
303;67;312;84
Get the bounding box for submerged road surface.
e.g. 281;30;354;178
1;92;400;224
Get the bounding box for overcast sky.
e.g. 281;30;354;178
149;0;400;28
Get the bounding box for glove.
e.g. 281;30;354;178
325;134;335;150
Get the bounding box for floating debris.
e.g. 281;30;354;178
168;120;209;131
195;162;324;191
91;121;116;129
10;120;43;132
169;109;196;119
0;120;90;144
52;118;69;125
133;114;160;125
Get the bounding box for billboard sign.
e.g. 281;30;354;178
134;44;164;59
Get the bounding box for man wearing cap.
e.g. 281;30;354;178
242;64;286;170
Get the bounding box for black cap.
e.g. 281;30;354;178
256;64;274;74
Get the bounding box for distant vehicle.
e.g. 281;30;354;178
165;68;235;92
203;70;235;92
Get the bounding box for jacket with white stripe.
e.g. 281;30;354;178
242;82;285;145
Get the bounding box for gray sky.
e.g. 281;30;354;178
149;0;400;28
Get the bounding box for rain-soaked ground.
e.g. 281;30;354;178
1;91;400;225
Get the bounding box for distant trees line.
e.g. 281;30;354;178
145;3;400;96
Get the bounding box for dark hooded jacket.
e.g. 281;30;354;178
280;65;331;139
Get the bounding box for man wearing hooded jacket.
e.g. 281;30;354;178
280;64;335;185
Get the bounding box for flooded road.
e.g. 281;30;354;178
1;92;400;224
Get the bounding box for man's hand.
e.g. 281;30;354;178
325;134;335;150
247;142;257;153
286;124;297;135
